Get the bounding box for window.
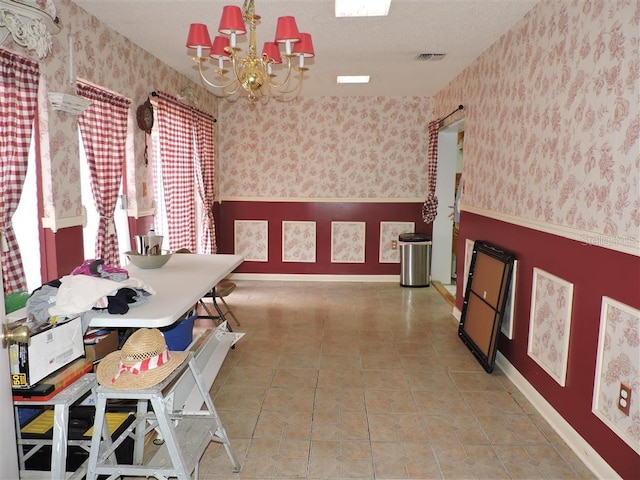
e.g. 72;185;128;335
13;131;42;292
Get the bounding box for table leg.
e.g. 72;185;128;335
51;403;70;480
13;407;26;471
133;399;148;464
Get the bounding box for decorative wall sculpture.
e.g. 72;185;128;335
0;0;59;59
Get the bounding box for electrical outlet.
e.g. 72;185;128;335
391;240;397;250
618;383;631;416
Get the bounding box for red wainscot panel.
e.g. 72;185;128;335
456;211;640;480
214;201;431;276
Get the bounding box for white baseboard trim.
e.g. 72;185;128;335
452;306;461;321
230;273;401;283
217;196;423;203
495;352;620;480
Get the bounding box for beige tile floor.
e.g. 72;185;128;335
193;280;595;480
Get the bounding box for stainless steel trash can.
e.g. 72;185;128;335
399;233;432;287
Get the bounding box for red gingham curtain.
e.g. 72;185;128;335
0;49;39;293
77;82;131;266
193;109;217;254
422;118;441;224
155;92;196;252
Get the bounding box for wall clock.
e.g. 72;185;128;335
136;99;154;134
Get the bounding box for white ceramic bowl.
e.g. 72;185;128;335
125;250;172;269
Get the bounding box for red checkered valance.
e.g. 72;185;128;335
0;49;39;293
77;81;131;266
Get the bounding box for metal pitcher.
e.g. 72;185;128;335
135;234;163;255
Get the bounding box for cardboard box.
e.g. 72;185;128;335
84;329;119;363
9;317;85;388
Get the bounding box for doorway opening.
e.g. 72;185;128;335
430;119;464;306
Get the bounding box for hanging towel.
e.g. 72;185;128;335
422;118;440;224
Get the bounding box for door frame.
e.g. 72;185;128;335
0;274;20;478
431;119;464;284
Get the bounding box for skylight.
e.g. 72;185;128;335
337;75;371;84
335;0;391;17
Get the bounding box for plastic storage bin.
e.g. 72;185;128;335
399;233;432;287
161;313;196;350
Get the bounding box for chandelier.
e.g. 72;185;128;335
186;0;314;103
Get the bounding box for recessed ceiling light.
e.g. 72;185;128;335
335;0;391;17
337;75;371;84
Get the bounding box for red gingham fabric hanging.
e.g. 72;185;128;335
422;118;441;224
0;49;39;293
193;109;217;254
77;82;131;267
155;92;197;253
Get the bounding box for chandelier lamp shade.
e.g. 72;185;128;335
186;0;314;102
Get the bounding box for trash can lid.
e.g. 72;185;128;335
399;232;431;242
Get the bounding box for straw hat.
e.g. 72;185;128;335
96;328;188;390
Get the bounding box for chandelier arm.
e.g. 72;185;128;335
268;69;305;96
266;56;295;89
197;60;238;90
223;81;244;96
208;82;244;99
228;54;253;92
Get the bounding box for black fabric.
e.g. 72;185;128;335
105;288;138;314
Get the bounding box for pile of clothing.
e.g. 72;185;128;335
26;259;155;333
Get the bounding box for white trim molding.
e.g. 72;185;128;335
41;213;85;232
217;196;424;204
230;273;399;283
127;206;155;219
495;352;621;480
461;203;640;257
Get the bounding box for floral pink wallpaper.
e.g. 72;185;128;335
12;0;217;220
435;0;639;246
218;97;434;200
282;221;316;263
234;220;268;262
331;222;366;263
593;297;640;453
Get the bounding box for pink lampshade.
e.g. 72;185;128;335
218;5;247;35
210;36;231;59
262;42;282;64
274;16;301;43
186;23;212;49
292;33;314;58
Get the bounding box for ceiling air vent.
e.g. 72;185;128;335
416;53;446;61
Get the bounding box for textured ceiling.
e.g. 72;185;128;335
72;0;539;97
